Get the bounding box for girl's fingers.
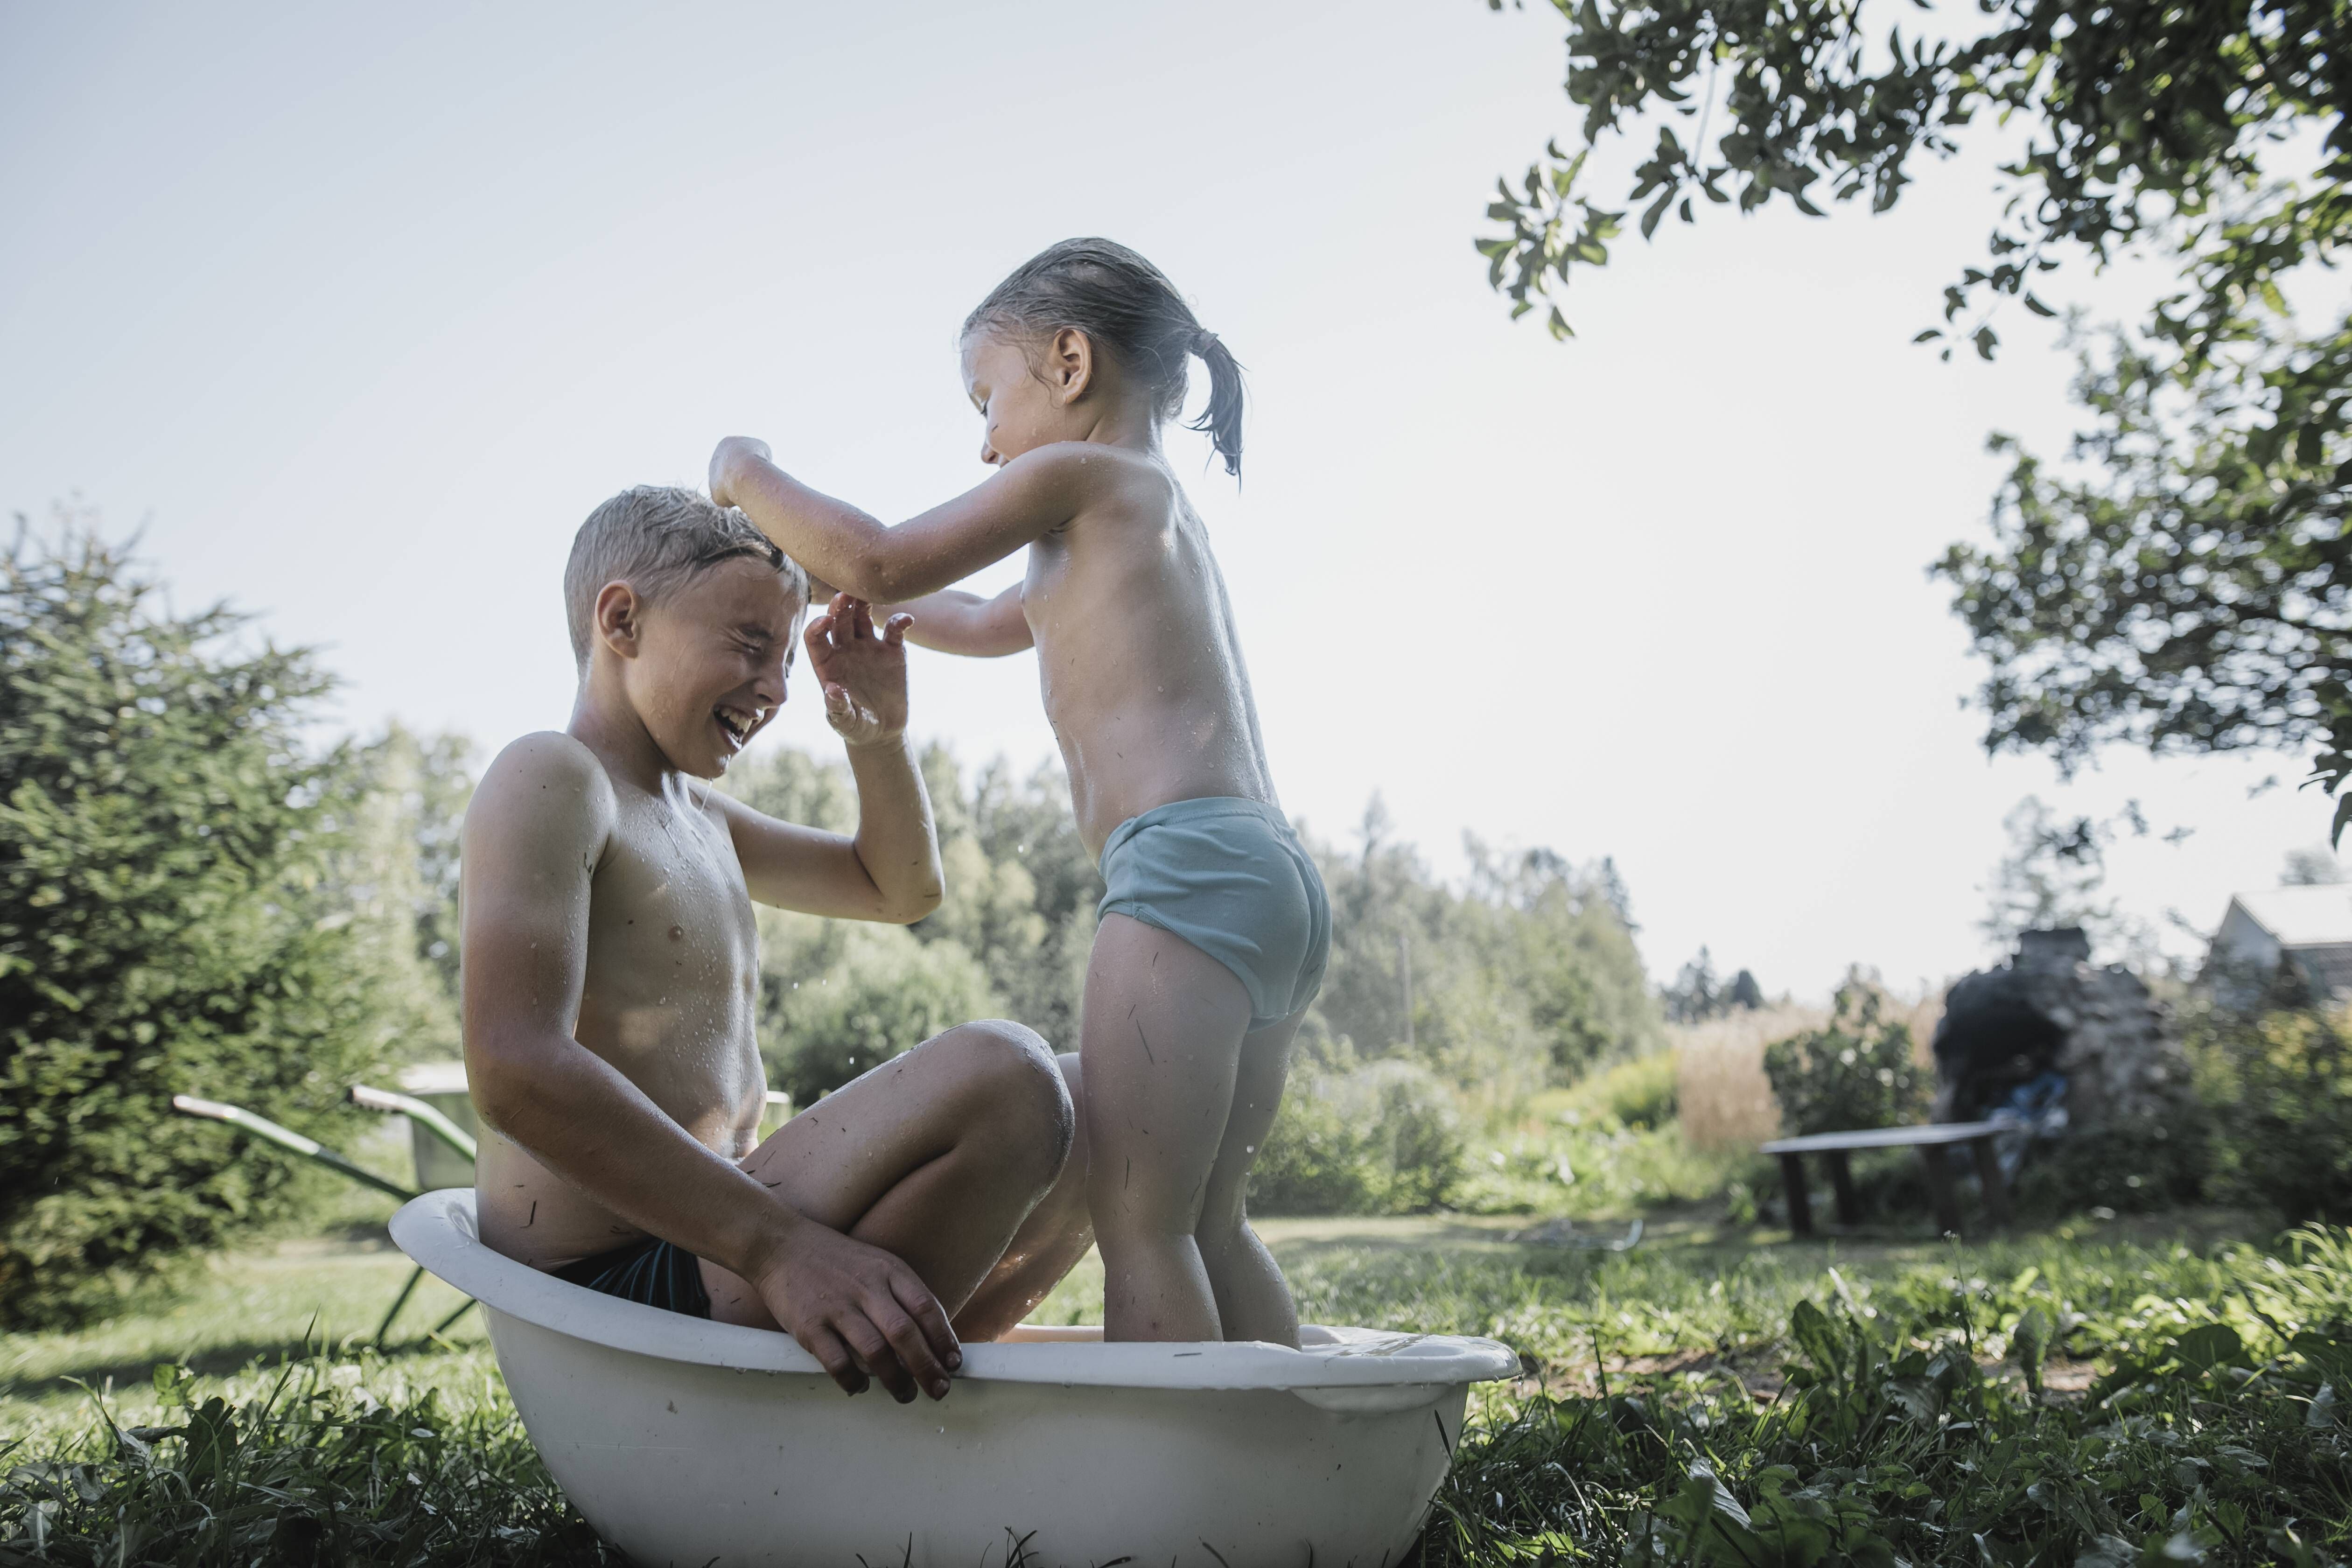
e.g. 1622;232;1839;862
882;613;913;648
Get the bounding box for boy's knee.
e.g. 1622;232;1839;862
938;1020;1074;1171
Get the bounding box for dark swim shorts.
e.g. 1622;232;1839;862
551;1235;712;1318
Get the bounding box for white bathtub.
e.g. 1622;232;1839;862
391;1190;1515;1568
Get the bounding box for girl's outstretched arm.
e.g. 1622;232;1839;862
711;436;1103;605
884;584;1031;658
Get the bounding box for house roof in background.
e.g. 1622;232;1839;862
2228;884;2352;948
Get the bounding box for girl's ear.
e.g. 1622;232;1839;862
1047;327;1094;405
595;581;645;658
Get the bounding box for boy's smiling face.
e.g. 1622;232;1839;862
607;555;805;778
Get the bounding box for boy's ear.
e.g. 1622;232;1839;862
595;581;646;659
1047;327;1094;405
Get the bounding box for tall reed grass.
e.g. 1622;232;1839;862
1672;991;1944;1152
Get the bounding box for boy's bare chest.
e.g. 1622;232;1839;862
581;801;759;1010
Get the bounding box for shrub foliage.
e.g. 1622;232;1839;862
1250;1055;1467;1215
2194;999;2352;1224
0;525;389;1326
1762;980;1929;1138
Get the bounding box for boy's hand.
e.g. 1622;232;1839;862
750;1221;961;1401
806;592;913;748
708;436;773;510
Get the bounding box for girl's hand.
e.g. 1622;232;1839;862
709;436;773;509
805;592;913;747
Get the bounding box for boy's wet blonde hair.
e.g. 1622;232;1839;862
565;485;808;667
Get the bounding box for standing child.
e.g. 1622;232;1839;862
710;238;1326;1345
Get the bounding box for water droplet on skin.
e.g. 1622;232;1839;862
669;925;684;940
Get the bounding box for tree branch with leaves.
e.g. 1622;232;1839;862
1483;0;2352;833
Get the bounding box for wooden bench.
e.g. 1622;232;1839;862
1759;1121;2010;1238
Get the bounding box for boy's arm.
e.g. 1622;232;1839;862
462;733;960;1401
710;435;1111;604
883;584;1032;658
721;594;945;920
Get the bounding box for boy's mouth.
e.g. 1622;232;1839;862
714;705;763;750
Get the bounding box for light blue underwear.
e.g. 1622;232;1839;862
1097;797;1331;1028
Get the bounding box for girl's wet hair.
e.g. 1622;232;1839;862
963;238;1246;477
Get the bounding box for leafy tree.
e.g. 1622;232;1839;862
926;751;1099;1052
0;521;392;1324
756;920;1003;1104
724;745;1098;1067
1480;0;2352;834
1309;802;1662;1090
2282;845;2345;885
1662;948;1722;1024
352;725;474;1009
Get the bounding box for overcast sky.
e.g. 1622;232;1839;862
3;2;2332;1000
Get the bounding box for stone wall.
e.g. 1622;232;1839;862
1932;928;2191;1127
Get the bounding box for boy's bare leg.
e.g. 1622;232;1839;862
697;1021;1073;1328
1082;912;1255;1342
953;1052;1097;1340
1196;1011;1304;1346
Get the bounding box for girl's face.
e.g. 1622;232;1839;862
960;328;1086;467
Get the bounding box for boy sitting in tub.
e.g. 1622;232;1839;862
461;486;1093;1405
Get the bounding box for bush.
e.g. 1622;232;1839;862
1250;1056;1466;1215
0;526;392;1326
2194;1001;2352;1222
1579;1050;1679;1130
2012;1110;2209;1215
1761;981;1928;1138
761;923;1004;1103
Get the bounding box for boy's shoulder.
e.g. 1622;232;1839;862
473;730;623;834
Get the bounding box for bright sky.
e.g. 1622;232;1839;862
2;2;2332;1001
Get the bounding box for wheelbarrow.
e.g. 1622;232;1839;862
172;1074;796;1346
168;1086;481;1346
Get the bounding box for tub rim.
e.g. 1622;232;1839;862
392;1189;1518;1392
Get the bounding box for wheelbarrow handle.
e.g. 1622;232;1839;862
169;1095;419;1202
348;1085;479;1162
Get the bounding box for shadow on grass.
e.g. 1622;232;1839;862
1;1325;488;1404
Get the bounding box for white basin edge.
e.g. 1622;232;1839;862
391;1188;1519;1392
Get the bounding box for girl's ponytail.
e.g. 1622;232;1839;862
965;238;1248;481
1185;329;1246;478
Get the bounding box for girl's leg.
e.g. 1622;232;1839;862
949;1052;1096;1340
1195;1010;1305;1347
1081;912;1254;1342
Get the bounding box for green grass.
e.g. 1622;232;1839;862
5;1211;2350;1565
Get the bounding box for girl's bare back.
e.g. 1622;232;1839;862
1017;449;1276;853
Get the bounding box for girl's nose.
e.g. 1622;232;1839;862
978;434;1000;466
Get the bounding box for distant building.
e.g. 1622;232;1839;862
2206;885;2352;1005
